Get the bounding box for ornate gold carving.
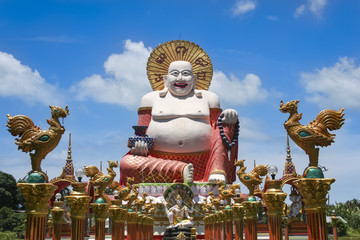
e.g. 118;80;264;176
51;201;65;224
84;160;118;202
243;201;260;220
235;159;268;198
224;209;233;222
66;182;91;219
91;203;110;221
127;212;138;224
17;183;57;214
7;106;69;175
232;205;244;221
147;40;213;91
109;207;127;223
280;100;345;167
293;178;335;210
263;179;287;215
218;182;240;206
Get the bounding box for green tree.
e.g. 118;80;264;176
0;171;23;210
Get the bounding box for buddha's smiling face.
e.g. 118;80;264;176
164;61;196;97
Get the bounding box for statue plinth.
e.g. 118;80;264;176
17;183;57;240
126;211;139;240
51;201;65;240
66;182;91;240
91;203;109;240
109;205;126;240
243;201;260;240
232;204;244;240
264;180;287;240
294;178;335;240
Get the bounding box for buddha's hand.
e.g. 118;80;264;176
131;140;148;156
221;109;238;124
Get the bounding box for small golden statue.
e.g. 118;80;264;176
235;159;268;201
6;105;69;181
84;160;118;203
280;100;345;177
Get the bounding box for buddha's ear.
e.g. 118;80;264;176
192;73;197;90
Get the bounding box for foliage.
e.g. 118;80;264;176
328;199;360;231
327;220;348;237
0;207;25;238
0;231;18;240
0;171;24;210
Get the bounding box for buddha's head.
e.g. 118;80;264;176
163;61;197;97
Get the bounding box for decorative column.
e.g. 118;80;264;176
232;204;244;240
243;201;260;240
109;198;126;240
191;227;197;240
214;212;222;240
126;211;138;240
203;216;210;240
331;211;339;240
51;200;65;240
294;178;335;240
18;183;57;240
224;208;233;240
263;180;287;240
91;202;110;240
66;182;91;240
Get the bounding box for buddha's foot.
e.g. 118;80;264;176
208;173;227;184
183;164;193;183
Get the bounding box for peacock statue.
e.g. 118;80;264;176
6;105;69;180
84;160;118;203
280;100;345;176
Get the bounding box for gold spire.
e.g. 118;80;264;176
67;132;72;159
286;134;292;161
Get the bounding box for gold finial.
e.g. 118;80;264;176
286;134;292;161
67;132;72;159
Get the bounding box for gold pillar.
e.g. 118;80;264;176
126;211;138;240
66;182;91;240
243;201;260;240
224;208;234;240
294;178;335;240
51;201;65;240
91;203;109;240
18;183;57;240
232;204;244;240
263;180;287;240
109;199;126;240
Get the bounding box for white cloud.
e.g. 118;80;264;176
71;39;152;110
210;71;268;106
301;57;360;109
267;16;279;21
232;0;256;16
0;51;64;105
294;4;306;18
294;0;328;18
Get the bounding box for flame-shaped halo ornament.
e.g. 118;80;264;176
147;40;213;91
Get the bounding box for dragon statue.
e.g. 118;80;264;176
84;160;118;203
235;159;268;200
218;182;241;206
280;100;345;176
6;105;69;180
109;177;135;202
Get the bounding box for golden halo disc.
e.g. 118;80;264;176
146;40;213;91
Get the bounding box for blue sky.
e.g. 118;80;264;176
0;0;359;204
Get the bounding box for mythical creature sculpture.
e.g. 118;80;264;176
134;192;148;212
84;160;118;202
235;159;268;200
120;40;239;184
164;195;193;229
110;177;135;202
6;105;69;176
218;182;241;206
280;100;345;170
123;184;139;209
208;191;221;211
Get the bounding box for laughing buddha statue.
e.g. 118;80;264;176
120;40;239;184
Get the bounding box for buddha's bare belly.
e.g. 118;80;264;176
147;117;212;153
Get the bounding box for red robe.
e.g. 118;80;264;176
119;107;237;184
